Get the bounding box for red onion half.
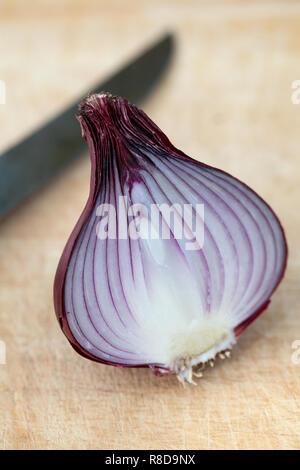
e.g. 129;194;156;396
54;93;287;383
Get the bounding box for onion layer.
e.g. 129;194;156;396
54;93;287;383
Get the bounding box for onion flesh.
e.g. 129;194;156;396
54;93;287;383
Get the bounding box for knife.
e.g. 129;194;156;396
0;33;174;220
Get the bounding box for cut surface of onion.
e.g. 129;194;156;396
54;93;287;383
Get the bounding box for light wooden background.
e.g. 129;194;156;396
0;0;299;450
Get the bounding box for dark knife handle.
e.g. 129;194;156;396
0;33;174;220
0;107;83;218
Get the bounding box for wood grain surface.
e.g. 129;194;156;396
0;0;299;450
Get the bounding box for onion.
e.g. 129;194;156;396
54;93;287;384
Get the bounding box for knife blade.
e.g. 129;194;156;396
0;33;174;220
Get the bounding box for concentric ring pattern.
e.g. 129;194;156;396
55;94;287;370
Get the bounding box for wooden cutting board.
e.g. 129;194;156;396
0;0;299;450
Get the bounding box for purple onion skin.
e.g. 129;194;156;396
54;93;287;373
